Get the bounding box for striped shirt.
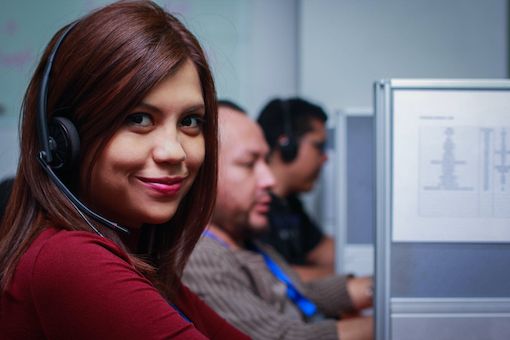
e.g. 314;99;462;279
183;237;355;340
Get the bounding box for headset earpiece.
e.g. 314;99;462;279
48;116;80;171
278;99;298;163
278;135;298;163
34;21;129;235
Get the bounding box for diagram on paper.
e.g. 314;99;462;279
419;126;510;218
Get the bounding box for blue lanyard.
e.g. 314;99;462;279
202;229;230;248
252;244;318;318
170;303;191;323
202;230;317;318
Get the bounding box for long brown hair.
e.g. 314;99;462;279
0;0;217;298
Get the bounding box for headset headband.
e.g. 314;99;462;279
37;22;78;165
35;21;129;235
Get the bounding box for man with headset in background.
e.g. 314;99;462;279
257;98;335;281
183;100;373;340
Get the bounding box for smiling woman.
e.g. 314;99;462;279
0;1;247;339
85;60;206;230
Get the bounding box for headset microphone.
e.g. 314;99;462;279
36;22;129;235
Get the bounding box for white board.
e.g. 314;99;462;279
392;88;510;242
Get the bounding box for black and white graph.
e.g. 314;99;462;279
392;88;510;242
419;126;510;218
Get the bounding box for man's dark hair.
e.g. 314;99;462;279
257;97;327;152
218;99;246;114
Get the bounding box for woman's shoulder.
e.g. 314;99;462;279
7;227;139;323
17;227;133;294
30;227;129;266
6;229;214;339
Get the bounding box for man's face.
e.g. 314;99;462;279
285;118;328;193
214;107;276;234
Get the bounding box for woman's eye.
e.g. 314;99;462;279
126;113;153;127
180;115;204;129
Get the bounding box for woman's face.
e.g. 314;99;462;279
81;59;206;229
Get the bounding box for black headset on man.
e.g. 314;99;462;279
36;22;128;236
277;99;299;163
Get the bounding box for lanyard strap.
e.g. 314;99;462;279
252;245;318;318
202;229;318;317
170;303;191;323
202;229;231;248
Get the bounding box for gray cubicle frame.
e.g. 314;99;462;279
334;108;375;276
374;79;510;340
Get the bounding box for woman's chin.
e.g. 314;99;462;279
142;210;178;226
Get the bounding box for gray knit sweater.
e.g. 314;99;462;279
182;236;355;340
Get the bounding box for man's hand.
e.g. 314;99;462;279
346;276;373;310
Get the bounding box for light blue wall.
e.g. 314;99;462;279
0;0;297;119
300;0;509;113
0;0;297;180
2;0;507;125
0;0;508;180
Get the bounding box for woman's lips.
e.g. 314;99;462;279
137;176;185;195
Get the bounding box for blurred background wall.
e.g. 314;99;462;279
300;0;508;113
1;1;508;256
3;0;507;121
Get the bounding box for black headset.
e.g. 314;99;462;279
277;99;298;163
36;22;129;235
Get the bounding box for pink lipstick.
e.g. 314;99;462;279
137;176;184;195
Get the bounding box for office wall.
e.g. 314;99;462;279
299;0;508;113
2;0;507;136
1;0;509;220
0;0;297;118
0;0;297;180
299;0;509;276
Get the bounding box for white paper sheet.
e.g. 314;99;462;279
392;90;510;242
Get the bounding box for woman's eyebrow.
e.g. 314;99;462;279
182;104;206;115
134;102;205;115
134;102;162;114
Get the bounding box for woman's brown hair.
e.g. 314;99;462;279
0;0;217;298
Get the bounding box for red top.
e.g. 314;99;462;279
0;228;249;339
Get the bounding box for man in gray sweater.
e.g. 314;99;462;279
183;101;373;340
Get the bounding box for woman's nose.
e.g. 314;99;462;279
152;133;186;164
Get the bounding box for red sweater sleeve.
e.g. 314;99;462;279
2;228;235;339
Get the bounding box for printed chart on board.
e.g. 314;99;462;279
392;89;510;242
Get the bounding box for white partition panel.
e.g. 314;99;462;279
375;79;510;340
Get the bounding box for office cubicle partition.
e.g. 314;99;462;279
330;109;375;276
374;80;510;340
